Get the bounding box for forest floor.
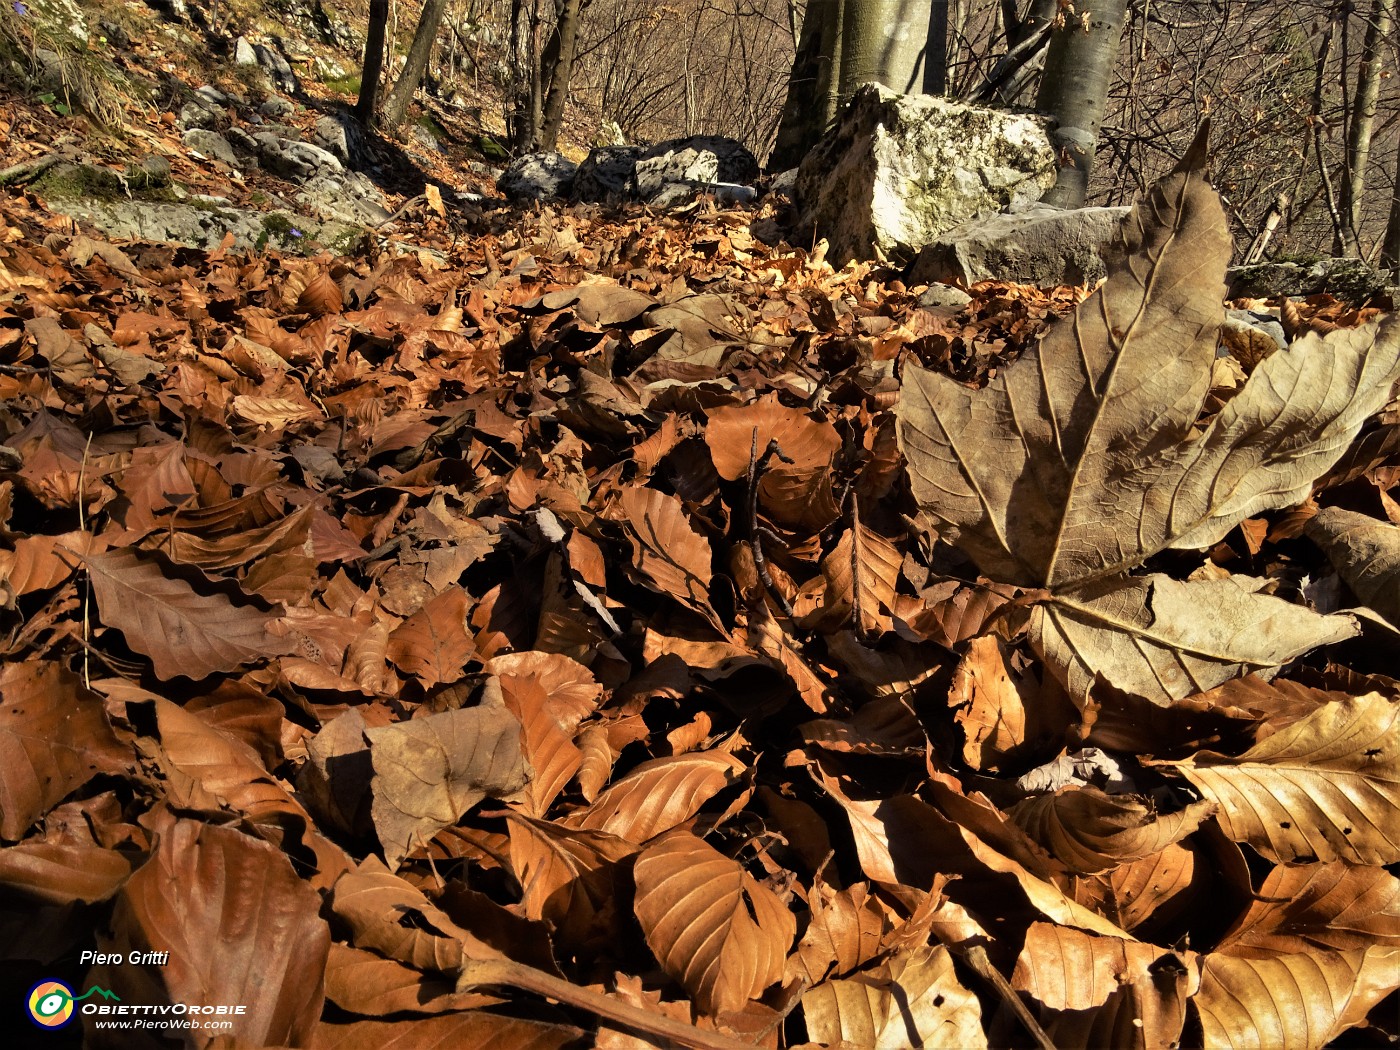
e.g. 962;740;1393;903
1;2;1399;1049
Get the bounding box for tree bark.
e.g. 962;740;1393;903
1035;0;1129;208
838;0;933;99
770;0;845;171
1383;134;1400;276
355;0;390;129
380;0;452;132
539;0;584;150
924;1;949;94
1337;0;1395;257
509;0;545;151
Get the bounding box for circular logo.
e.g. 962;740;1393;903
28;980;75;1028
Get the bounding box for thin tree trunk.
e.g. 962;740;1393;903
1338;0;1395;257
355;0;390;128
1311;4;1348;252
1035;0;1129;208
924;1;949;94
539;0;583;150
769;0;844;171
1383;133;1400;276
380;0;451;132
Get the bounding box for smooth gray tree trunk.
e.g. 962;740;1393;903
1035;0;1129;208
923;0;948;94
380;0;451;132
1338;0;1395;257
539;0;584;150
838;0;933;99
770;0;845;171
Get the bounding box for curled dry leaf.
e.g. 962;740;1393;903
504;812;635;949
1307;506;1400;626
1160;691;1400;864
384;585;477;687
367;700;529;869
322;942;500;1017
84;547;292;681
1009;786;1217;874
88;814;328;1050
0;841;139;904
1194;863;1400;1049
897;140;1396;703
632;829;795;1016
611;486;724;630
948;634;1032;770
0;662;130;841
801;943;986;1049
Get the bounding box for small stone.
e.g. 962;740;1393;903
183;128;239;167
234;35;258;65
917;284;973;310
259;97;294;119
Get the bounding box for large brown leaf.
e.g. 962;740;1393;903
0;662;130;841
88;813;327;1049
322;942;500;1017
632;830;795;1016
384;585;477;687
562;751;746;843
896;141;1397;702
84;547;291;680
1194;863;1400;1048
1160;691;1400;864
367;700;529;869
611;486;724;630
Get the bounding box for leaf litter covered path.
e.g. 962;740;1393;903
0;149;1398;1049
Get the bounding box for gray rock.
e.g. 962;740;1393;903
1225;258;1390;304
917;284;972;309
177;101;220;131
797;84;1055;267
572;136;758;204
223;126;259;153
409;125;442;154
312;114;351;163
254;42;298;93
497;151;578;201
129;155;173;189
234;36;258;65
910;204;1130;288
195;85;229;106
296;171;391;226
260;97;295;119
183;128;239;167
99;20;131;49
767;167;798;197
649;181;758;209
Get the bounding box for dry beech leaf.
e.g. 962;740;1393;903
309;1012;583;1050
562;751;746;843
85;547;292;681
801;943;985;1049
497;673;583;817
1194;863;1400;1049
0;841;139;905
504;812;634;947
88;814;328;1050
384;585;477;687
1012;923;1199;1049
367;701;529;869
786;879;888;986
612;486;724;630
814;518;902;634
1068;841;1202;935
322;942;499;1017
1160;691;1400;864
948;635;1033;770
1307;507;1400;626
632;829;795;1015
897;138;1395;703
328;858;508;972
1008;786;1216;874
0;662;130;841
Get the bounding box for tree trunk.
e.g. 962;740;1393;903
1383;134;1400;277
1035;0;1129;208
769;0;845;172
509;0;545;151
355;0;390;129
1337;0;1395;257
924;0;948;94
539;0;584;150
380;0;452;132
1009;0;1059;46
838;0;933;99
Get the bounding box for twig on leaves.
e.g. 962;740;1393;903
746;428;793;617
956;943;1056;1050
458;958;760;1050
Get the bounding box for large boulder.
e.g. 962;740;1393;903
498;151;578;201
1225;258;1390;303
796;84;1055;266
910;204;1130;288
572;136;759;205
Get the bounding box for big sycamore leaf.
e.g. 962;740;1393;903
895;135;1395;702
1307;507;1400;628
